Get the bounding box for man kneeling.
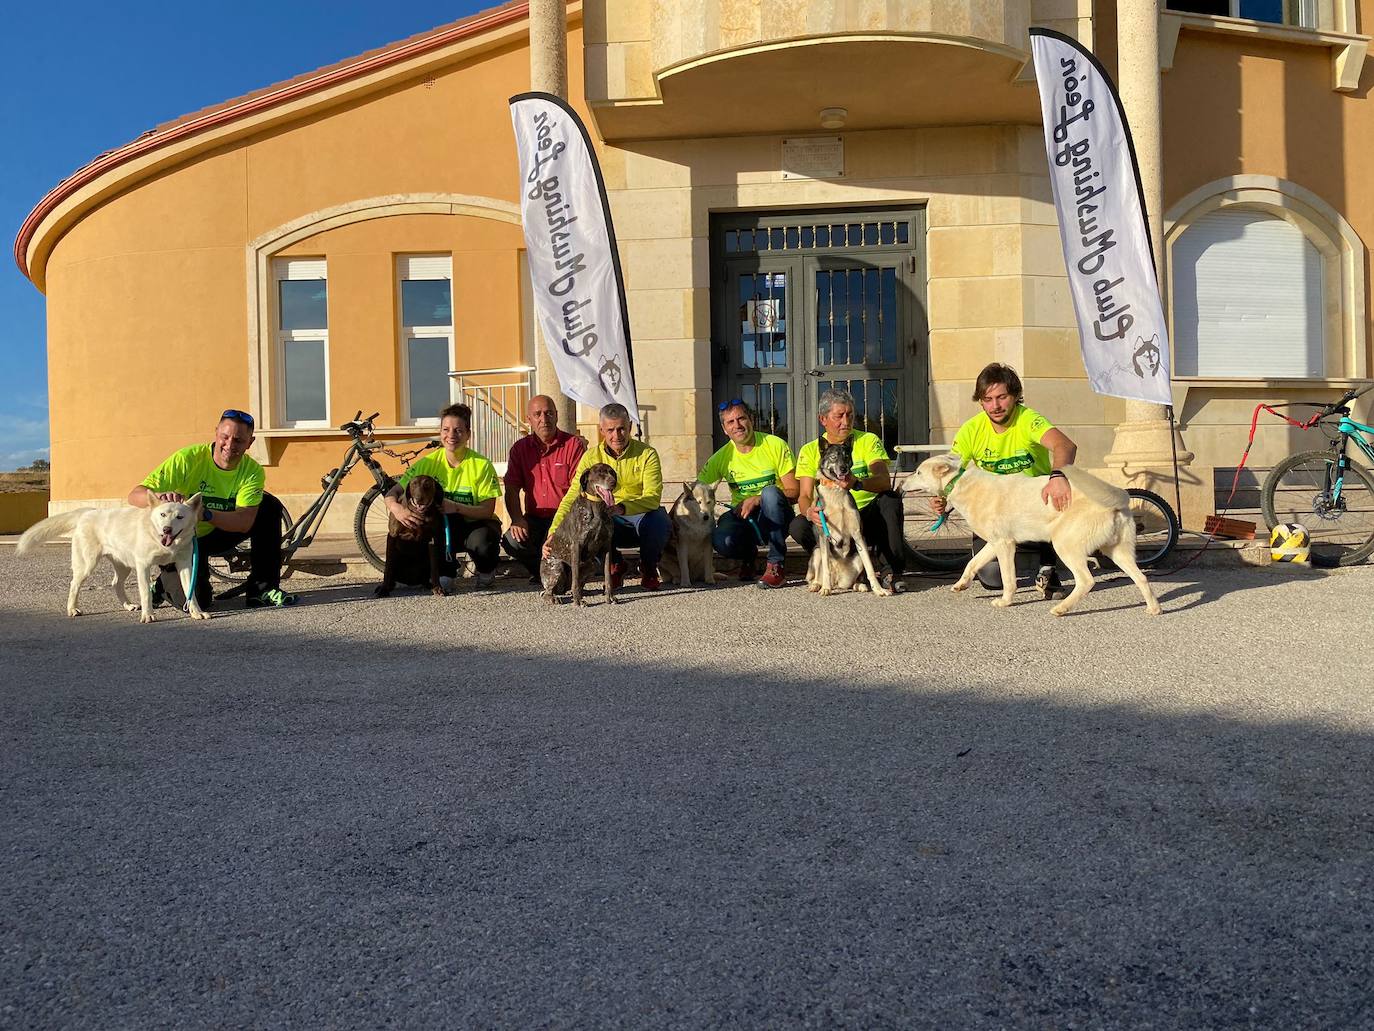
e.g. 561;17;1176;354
129;408;295;610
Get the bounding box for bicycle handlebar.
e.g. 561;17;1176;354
1319;384;1373;417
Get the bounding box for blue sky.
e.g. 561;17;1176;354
0;1;493;469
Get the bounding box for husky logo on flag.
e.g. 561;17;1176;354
509;92;640;423
1029;29;1172;407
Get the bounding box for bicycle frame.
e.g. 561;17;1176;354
1330;415;1374;504
281;434;432;561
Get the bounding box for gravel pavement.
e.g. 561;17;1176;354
2;547;1372;1029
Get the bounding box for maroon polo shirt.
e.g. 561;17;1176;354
505;429;587;519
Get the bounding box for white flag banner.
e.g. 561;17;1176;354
509;92;639;423
1030;28;1172;407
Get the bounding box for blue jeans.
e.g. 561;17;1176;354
713;486;793;565
611;507;670;569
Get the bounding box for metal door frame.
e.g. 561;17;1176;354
710;207;928;454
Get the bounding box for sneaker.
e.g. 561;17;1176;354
475;572;495;589
438;575;455;593
640;565;662;592
738;555;759;582
1035;565;1062;601
246;586;297;608
609;559;626;592
879;572;907;595
758;561;786;589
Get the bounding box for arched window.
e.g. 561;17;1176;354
1172;209;1324;377
1166;178;1366;381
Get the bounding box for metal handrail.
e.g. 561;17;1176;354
449;365;534;462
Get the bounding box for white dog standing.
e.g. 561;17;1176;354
17;495;210;623
911;455;1160;616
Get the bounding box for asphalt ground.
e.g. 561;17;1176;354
2;547;1372;1029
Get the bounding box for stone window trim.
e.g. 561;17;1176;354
244;194;521;464
1160;8;1368;92
1163;175;1367;389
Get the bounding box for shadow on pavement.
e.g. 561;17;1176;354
0;600;1370;1029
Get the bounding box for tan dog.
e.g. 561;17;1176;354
17;496;210;623
910;454;1160;616
806;440;891;597
661;480;725;587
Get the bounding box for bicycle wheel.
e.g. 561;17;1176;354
1261;450;1374;566
907;502;976;573
354;483;394;574
1123;488;1179;568
207;502;293;583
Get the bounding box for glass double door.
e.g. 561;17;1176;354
712;210;927;458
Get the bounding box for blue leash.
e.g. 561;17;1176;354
443;516;454;563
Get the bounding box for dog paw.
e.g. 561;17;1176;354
951;580;971;593
991;598;1013;608
806;583;820;593
123;602;139;612
67;607;82;618
818;587;832;597
855;583;869;593
1146;603;1162;616
188;608;211;621
140;611;157;623
872;587;893;597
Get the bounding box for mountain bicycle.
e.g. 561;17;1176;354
1260;384;1374;566
210;412;437;594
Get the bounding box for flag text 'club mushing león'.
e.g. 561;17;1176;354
510;93;639;423
1030;28;1173;407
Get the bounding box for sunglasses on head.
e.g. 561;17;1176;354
221;408;255;428
717;399;748;413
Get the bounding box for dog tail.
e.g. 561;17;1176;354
16;509;89;556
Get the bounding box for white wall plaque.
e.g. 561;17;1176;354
781;136;844;180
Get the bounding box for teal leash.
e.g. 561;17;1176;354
928;462;969;532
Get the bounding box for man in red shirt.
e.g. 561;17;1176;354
502;394;587;581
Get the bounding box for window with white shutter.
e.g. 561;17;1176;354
1172;209;1324;378
398;255;454;424
274;258;330;427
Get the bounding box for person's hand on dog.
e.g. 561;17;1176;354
387;497;425;532
509;517;529;544
930;496;948;516
737;495;762;520
152;491;185;504
542;539;553;559
1041;474;1073;511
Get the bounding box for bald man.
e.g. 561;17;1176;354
502;394;587;581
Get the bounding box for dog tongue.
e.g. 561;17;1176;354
160;530;175;547
596;486;616;507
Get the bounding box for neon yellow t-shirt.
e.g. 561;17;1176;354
952;405;1054;476
795;430;890;511
550;439;663;533
398;447;501;507
141;443;265;537
697;432;796;507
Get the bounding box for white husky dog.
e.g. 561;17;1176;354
910;455;1160;616
17;496;210;623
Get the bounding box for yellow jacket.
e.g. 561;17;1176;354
549;438;663;532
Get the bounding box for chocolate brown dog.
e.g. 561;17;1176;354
540;463;618;606
375;474;446;597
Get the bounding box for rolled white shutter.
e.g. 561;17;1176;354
275;257;327;280
399;255;451;280
1173;209;1324;377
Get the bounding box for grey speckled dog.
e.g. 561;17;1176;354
807;440;891;597
540;463;619;606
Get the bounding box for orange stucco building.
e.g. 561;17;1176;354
16;0;1373;533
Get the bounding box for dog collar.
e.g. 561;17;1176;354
819;476;849;489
